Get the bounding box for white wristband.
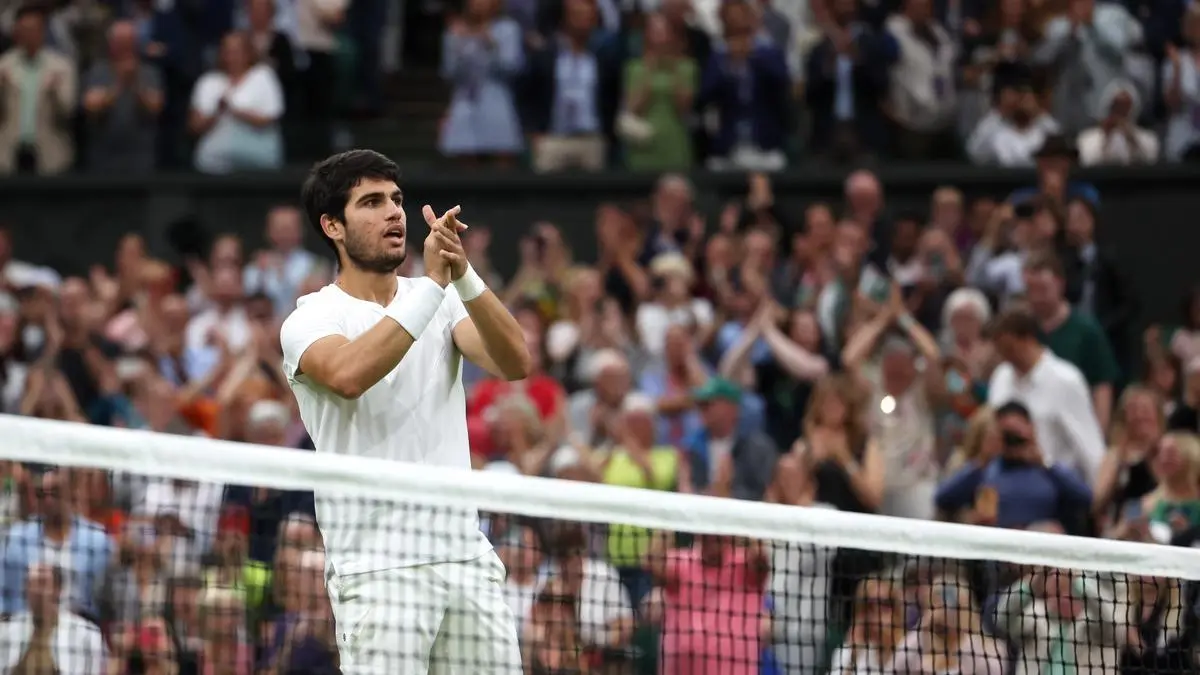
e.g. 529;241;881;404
384;277;445;339
452;264;488;302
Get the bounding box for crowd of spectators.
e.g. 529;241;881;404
0;0;384;176
2;125;1200;673
439;0;1200;170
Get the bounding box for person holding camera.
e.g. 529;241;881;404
934;401;1093;531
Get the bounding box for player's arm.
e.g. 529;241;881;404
426;209;532;381
283;277;449;400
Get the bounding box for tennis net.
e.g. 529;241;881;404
1;414;1199;675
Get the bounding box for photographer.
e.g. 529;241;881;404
934;401;1093;532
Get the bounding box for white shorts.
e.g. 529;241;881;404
327;550;522;675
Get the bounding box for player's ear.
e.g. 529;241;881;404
320;214;345;244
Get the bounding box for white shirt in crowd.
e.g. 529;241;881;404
770;517;835;675
966;110;1060;166
0;611;107;674
1162;51;1200;161
280;278;490;575
133;479;225;576
190;62;284;171
988;350;1106;484
885;14;958;133
635;299;713;357
185;305;253;354
1077;125;1160;166
535;557;633;648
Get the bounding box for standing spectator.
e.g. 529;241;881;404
1;468;114;618
186;265;252;358
685;377;778;501
636;252;713;358
0;563;107;674
245;0;298;106
439;0;525;166
189;31;285;174
987;307;1106;485
620;12;696;171
1033;0;1142;136
244;206;323;318
885;0;959;159
522;0;617;173
1022;250;1120;430
1162;6;1200;162
698;0;791;171
804;0;894;161
1063;196;1136;376
798;375;885;514
965;64;1060;166
295;0;347;158
81;20;163;174
1076;80;1159;166
567;349;631;448
0;4;76;175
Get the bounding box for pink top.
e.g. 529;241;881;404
201;642;254;675
660;546;766;675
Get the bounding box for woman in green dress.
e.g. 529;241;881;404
621;13;696;171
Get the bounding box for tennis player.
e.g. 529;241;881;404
280;149;530;673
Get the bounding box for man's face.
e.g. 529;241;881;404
1022;268;1062;312
26;565;58;615
701;399;738;434
996;410;1035;453
332;178;407;274
268;207;303;251
564;0;597;34
14;12;46;52
37;471;66;521
595;364;630;403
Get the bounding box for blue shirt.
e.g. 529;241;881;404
935;459;1092;528
550;46;600;135
1;516;115;617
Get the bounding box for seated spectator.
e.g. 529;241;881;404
498;526;543;631
0;563;107;673
1092;386;1162;529
828;576;907;673
186;265;253;366
537;524;634;658
244;206;323;318
966;65;1059;167
0;5;76;176
765;453;836;674
893;577;1007;674
1076;80;1159;166
1032;0;1142;136
99;521;169;626
620;12;695;171
1110;432;1200;544
259;548;337;674
439;0;525;165
81;20;163;174
956;0;1041;139
189;31;285;174
166;574;205;670
638;325;710;448
636;252;714;358
108;615;179;675
993;567;1128;675
804;0;894;161
698;0;790;171
648;532;767;675
935;401;1093;530
567;349;632;448
685;377;777;500
1;468;114;619
797;375;885;514
197;586;253;675
885;0;959;160
1162;5;1200;162
521;578;590;673
522;0;617;173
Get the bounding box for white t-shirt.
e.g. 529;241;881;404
280;278;490;575
635;299;714;357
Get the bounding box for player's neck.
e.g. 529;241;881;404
335;267;399;306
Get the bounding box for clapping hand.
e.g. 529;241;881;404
421;205;466;286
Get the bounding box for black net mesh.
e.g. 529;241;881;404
1;448;1200;674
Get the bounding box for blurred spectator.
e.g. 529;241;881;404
197;586;254;675
698;0;790;171
498;525;542;629
685;377;777;500
0;4;76;176
636;252;713;357
245;0;298;108
893;577;1007;674
620;12;696;171
1110;432;1200;545
1162;7;1200;162
804;0;895;161
828;576;907;672
988;307;1106;485
0;468;114;618
189;31;285;174
0;563;107;674
965;64;1060;166
800;375;885;515
99;520;168;625
936;401;1093;530
885;0;959;160
259;548;338;675
440;0;526;165
992;567;1126;675
186;265;252;360
957;0;1041;138
521;578;590;673
81;19;163;174
567;349;631;448
523;0;618;172
1032;0;1142;136
244;206;324;318
1092;386;1162;529
0;225;60;290
295;0;347;158
1076;80;1159;166
537;524;634;659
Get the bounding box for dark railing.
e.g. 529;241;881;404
4;164;1199;324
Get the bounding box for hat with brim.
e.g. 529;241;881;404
692;377;742;404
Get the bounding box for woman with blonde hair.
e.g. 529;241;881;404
828;577;907;674
1093;386;1163;527
1111;432;1200;544
893;577;1008;674
794;375;885;515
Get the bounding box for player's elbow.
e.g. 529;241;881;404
500;347;534;381
326;372;368;400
